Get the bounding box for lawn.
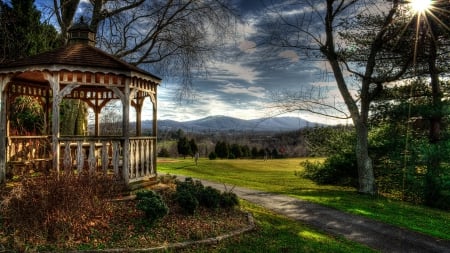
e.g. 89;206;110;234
178;201;376;253
158;158;450;240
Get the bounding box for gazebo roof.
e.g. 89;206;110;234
0;43;161;82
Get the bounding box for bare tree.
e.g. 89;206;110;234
260;0;413;194
53;0;237;99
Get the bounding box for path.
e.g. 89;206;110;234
176;175;450;253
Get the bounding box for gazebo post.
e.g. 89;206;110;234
46;73;62;174
122;83;132;184
152;93;157;174
0;76;10;183
135;99;143;136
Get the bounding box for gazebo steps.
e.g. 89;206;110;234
127;176;159;191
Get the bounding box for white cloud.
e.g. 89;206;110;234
218;83;266;98
278;50;300;62
239;40;256;54
213;62;259;84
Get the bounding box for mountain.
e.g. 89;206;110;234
142;115;323;133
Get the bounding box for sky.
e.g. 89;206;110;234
33;0;353;125
154;0;349;125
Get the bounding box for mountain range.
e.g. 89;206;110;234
141;115;324;133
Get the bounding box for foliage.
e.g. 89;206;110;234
174;178;202;214
177;137;192;158
9;96;44;135
220;191;239;209
199;186;221;209
0;0;60;62
174;177;239;214
135;190;169;226
300;153;358;187
158;147;170;157
59;100;88;136
369;80;450;210
0;173;125;249
208;152;217;160
215;141;229;159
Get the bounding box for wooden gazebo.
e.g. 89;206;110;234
0;22;161;184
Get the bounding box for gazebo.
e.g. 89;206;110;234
0;22;161;184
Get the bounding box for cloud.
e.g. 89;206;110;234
213;62;259;84
239;40;257;54
278;50;300;62
218;83;266;98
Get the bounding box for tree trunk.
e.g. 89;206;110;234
355;120;375;194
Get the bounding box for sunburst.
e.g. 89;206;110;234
409;0;432;14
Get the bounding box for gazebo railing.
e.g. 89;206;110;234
7;136;52;161
58;136;156;182
6;136;156;182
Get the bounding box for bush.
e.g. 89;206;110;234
174;178;239;213
220;191;239;209
300;153;358;186
135;190;169;226
0;172;125;248
200;186;221;209
175;189;199;215
208;152;217;160
158;147;170;157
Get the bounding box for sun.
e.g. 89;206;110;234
410;0;432;13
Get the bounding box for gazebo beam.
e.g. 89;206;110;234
0;76;10;183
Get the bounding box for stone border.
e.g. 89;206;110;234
64;212;255;253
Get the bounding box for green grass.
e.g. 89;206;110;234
176;201;376;253
158;158;450;240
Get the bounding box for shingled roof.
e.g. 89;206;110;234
0;43;161;81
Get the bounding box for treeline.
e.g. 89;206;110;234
157;125;352;160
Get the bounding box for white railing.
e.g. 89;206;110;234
58;136;156;182
7;136;157;183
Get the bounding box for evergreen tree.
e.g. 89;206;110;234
0;0;60;62
177;137;191;159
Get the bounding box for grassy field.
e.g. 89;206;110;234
158;158;450;241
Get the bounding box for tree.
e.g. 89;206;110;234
52;0;237;99
189;139;198;158
177;136;191;159
0;0;60;62
260;0;413;194
215;141;229;159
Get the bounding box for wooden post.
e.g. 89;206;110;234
151;91;157;175
45;73;78;174
46;72;61;174
135;97;144;136
0;76;10;183
122;83;131;183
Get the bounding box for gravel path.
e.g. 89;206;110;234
176;175;450;253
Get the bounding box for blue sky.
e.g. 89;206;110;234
33;0;351;125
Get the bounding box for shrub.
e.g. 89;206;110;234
174;178;239;213
208;152;217;160
200;186;221;209
175;189;199;215
300;153;358;186
0;172;125;249
158;147;170;157
135;190;169;226
220;191;239;209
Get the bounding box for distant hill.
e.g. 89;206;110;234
141;115;323;133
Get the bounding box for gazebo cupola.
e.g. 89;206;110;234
68;17;96;46
0;21;161;184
